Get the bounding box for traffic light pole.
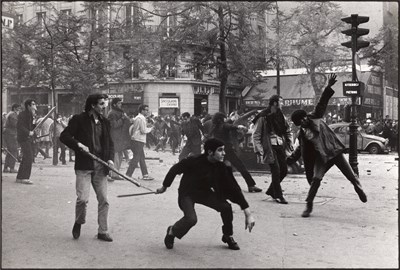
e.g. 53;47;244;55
341;14;370;177
349;31;359;176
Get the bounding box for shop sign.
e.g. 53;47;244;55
2;15;14;29
160;98;179;108
283;99;314;106
108;94;124;101
363;98;381;106
193;86;211;95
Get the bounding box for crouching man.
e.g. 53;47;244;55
156;138;255;250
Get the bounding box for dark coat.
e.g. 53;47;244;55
60;111;114;173
107;108;131;152
4;111;19;136
17;110;34;143
181;117;204;145
289;86;345;172
162;154;249;210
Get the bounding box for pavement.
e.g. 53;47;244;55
1;149;398;268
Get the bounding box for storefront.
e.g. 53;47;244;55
242;72;384;120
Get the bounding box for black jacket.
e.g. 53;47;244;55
60;111;114;173
162;154;249;210
17;110;34;143
288;86;345;168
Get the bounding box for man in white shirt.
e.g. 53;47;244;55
126;104;154;180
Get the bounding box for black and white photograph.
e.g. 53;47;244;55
1;1;398;268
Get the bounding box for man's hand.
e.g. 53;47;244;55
328;73;337;87
244;208;255;232
28;131;34;137
156;186;167;194
107;160;114;168
77;142;89;153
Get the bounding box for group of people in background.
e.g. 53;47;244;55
0;74;380;249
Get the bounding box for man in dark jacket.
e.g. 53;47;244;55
179;112;205;161
3;103;22;173
16;99;37;184
156;138;255;250
288;73;367;218
60;93;115;242
107;98;131;180
211;112;262;193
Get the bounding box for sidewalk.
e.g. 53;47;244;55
1;151;398;268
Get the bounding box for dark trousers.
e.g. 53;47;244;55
34;142;47;158
306;153;362;203
17;141;34;179
171;193;233;239
266;145;288;198
4;133;18;170
126;140;148;177
179;142;201;161
54;137;66;164
169;133;179;153
224;146;256;187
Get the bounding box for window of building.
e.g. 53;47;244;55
37;11;46;25
16;14;23;26
90;8;99;30
37;12;46;36
61;9;71;16
125;3;140;29
131;59;139;79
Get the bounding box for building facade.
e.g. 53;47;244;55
2;1;265;117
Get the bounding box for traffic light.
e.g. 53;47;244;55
341;14;370;51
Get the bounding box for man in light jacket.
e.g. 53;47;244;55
126;104;154;180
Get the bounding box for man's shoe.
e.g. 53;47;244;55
354;185;367;203
3;168;10;173
21;179;33;185
97;233;113;242
72;223;81;239
164;226;175;249
222;235;240;250
16;178;23;183
142;175;154;181
248;186;262;193
9;169;18;173
275;197;288;204
302;202;313;218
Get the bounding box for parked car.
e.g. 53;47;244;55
329;122;390;154
236;131;304;174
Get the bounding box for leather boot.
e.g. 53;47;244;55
302;201;313;217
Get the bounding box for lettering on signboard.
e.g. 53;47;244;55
160;98;179;108
2;16;14;29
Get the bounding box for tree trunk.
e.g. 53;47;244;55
218;5;227;114
309;65;322;104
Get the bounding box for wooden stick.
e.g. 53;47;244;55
84;151;154;192
117;191;156;198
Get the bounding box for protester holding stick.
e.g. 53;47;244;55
60;94;115;242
